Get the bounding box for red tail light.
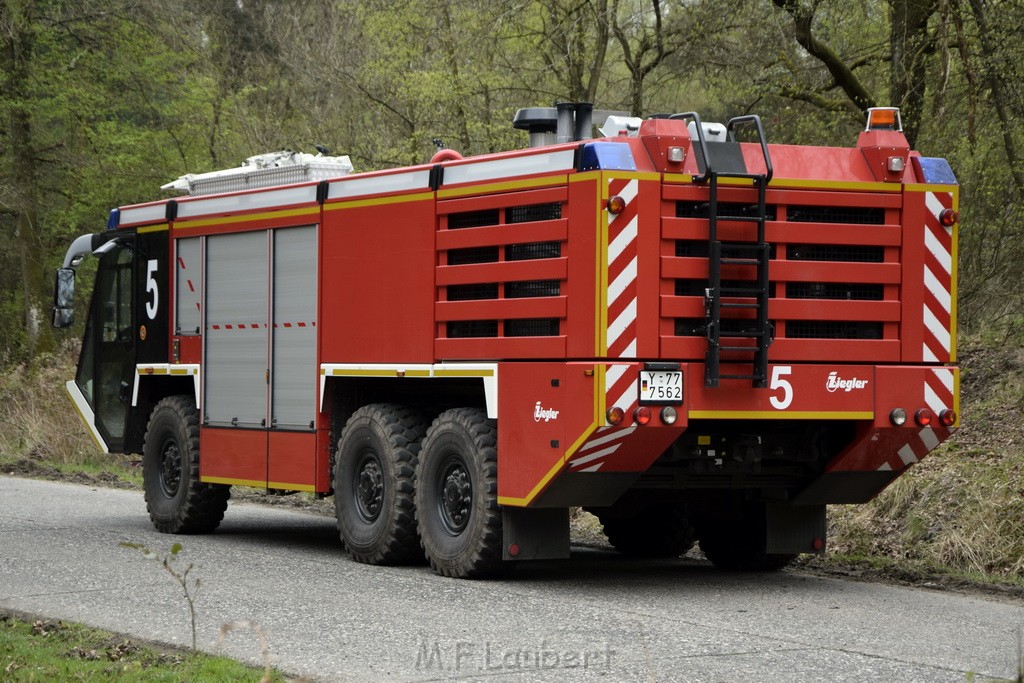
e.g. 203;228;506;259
939;208;959;227
939;409;956;427
915;408;934;427
634;407;651;425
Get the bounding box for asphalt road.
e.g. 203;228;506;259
1;475;1022;682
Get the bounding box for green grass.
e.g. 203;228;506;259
0;612;287;682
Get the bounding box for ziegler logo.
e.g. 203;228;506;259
826;371;868;393
534;402;560;422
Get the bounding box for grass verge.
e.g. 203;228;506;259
0;611;288;681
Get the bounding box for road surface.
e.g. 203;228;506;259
1;476;1021;682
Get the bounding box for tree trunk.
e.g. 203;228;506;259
889;0;937;148
2;0;47;358
967;0;1024;195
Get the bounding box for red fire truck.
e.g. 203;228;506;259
54;104;960;578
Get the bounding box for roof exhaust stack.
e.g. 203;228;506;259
556;102;575;144
574;102;594;142
513;102;598;149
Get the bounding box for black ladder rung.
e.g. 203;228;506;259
720;345;758;352
721;288;764;296
720;373;767;381
715;172;766;181
721;330;769;339
721;302;759;309
721;258;760;266
717;215;765;223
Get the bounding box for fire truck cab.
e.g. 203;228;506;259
54;106;960;578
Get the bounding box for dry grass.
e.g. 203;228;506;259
826;337;1024;581
0;340;100;467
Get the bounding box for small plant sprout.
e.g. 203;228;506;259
120;542;200;651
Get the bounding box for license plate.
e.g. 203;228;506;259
638;371;683;405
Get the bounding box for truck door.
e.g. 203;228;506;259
75;236;137;452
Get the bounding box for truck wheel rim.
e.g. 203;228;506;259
437;456;472;535
159;440;182;497
354;452;384;523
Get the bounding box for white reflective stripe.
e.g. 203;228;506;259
932;369;954;393
615;179;639;204
924;226;952;273
607;298;637;348
619;339;637;358
327;169;431;200
925;191;945;221
877;462;893;471
922;345;938;362
443;149;575;185
178;184;318;219
898;444;919;466
924;383;947;414
608;217;638;264
571;445;620;467
605;363;630;388
579;463;604;473
919;427;940;451
923;264;952;313
611;383;633;412
65;380;110;454
120;203;167;225
923;306;951;350
577;426;637;453
608;256;638;304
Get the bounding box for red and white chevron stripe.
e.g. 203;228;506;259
568;178;643;473
922;191;954;362
876;426;944;471
607;178;638;358
924;367;955;414
569;425;637;472
875;368;954;472
568;363;638;472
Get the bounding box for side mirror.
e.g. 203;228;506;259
52;267;75;328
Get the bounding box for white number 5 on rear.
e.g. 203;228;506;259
769;365;793;410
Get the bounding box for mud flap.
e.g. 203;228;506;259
502;507;570;561
765;502;826;555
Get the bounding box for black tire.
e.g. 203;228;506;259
415;408;502;579
697;507;797;572
598;505;695;558
143;396;230;534
334;404;426;565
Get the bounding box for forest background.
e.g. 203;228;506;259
1;0;1023;580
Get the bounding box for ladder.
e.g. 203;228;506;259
672;113;774;388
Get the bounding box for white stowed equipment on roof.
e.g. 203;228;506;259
161;150;354;196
